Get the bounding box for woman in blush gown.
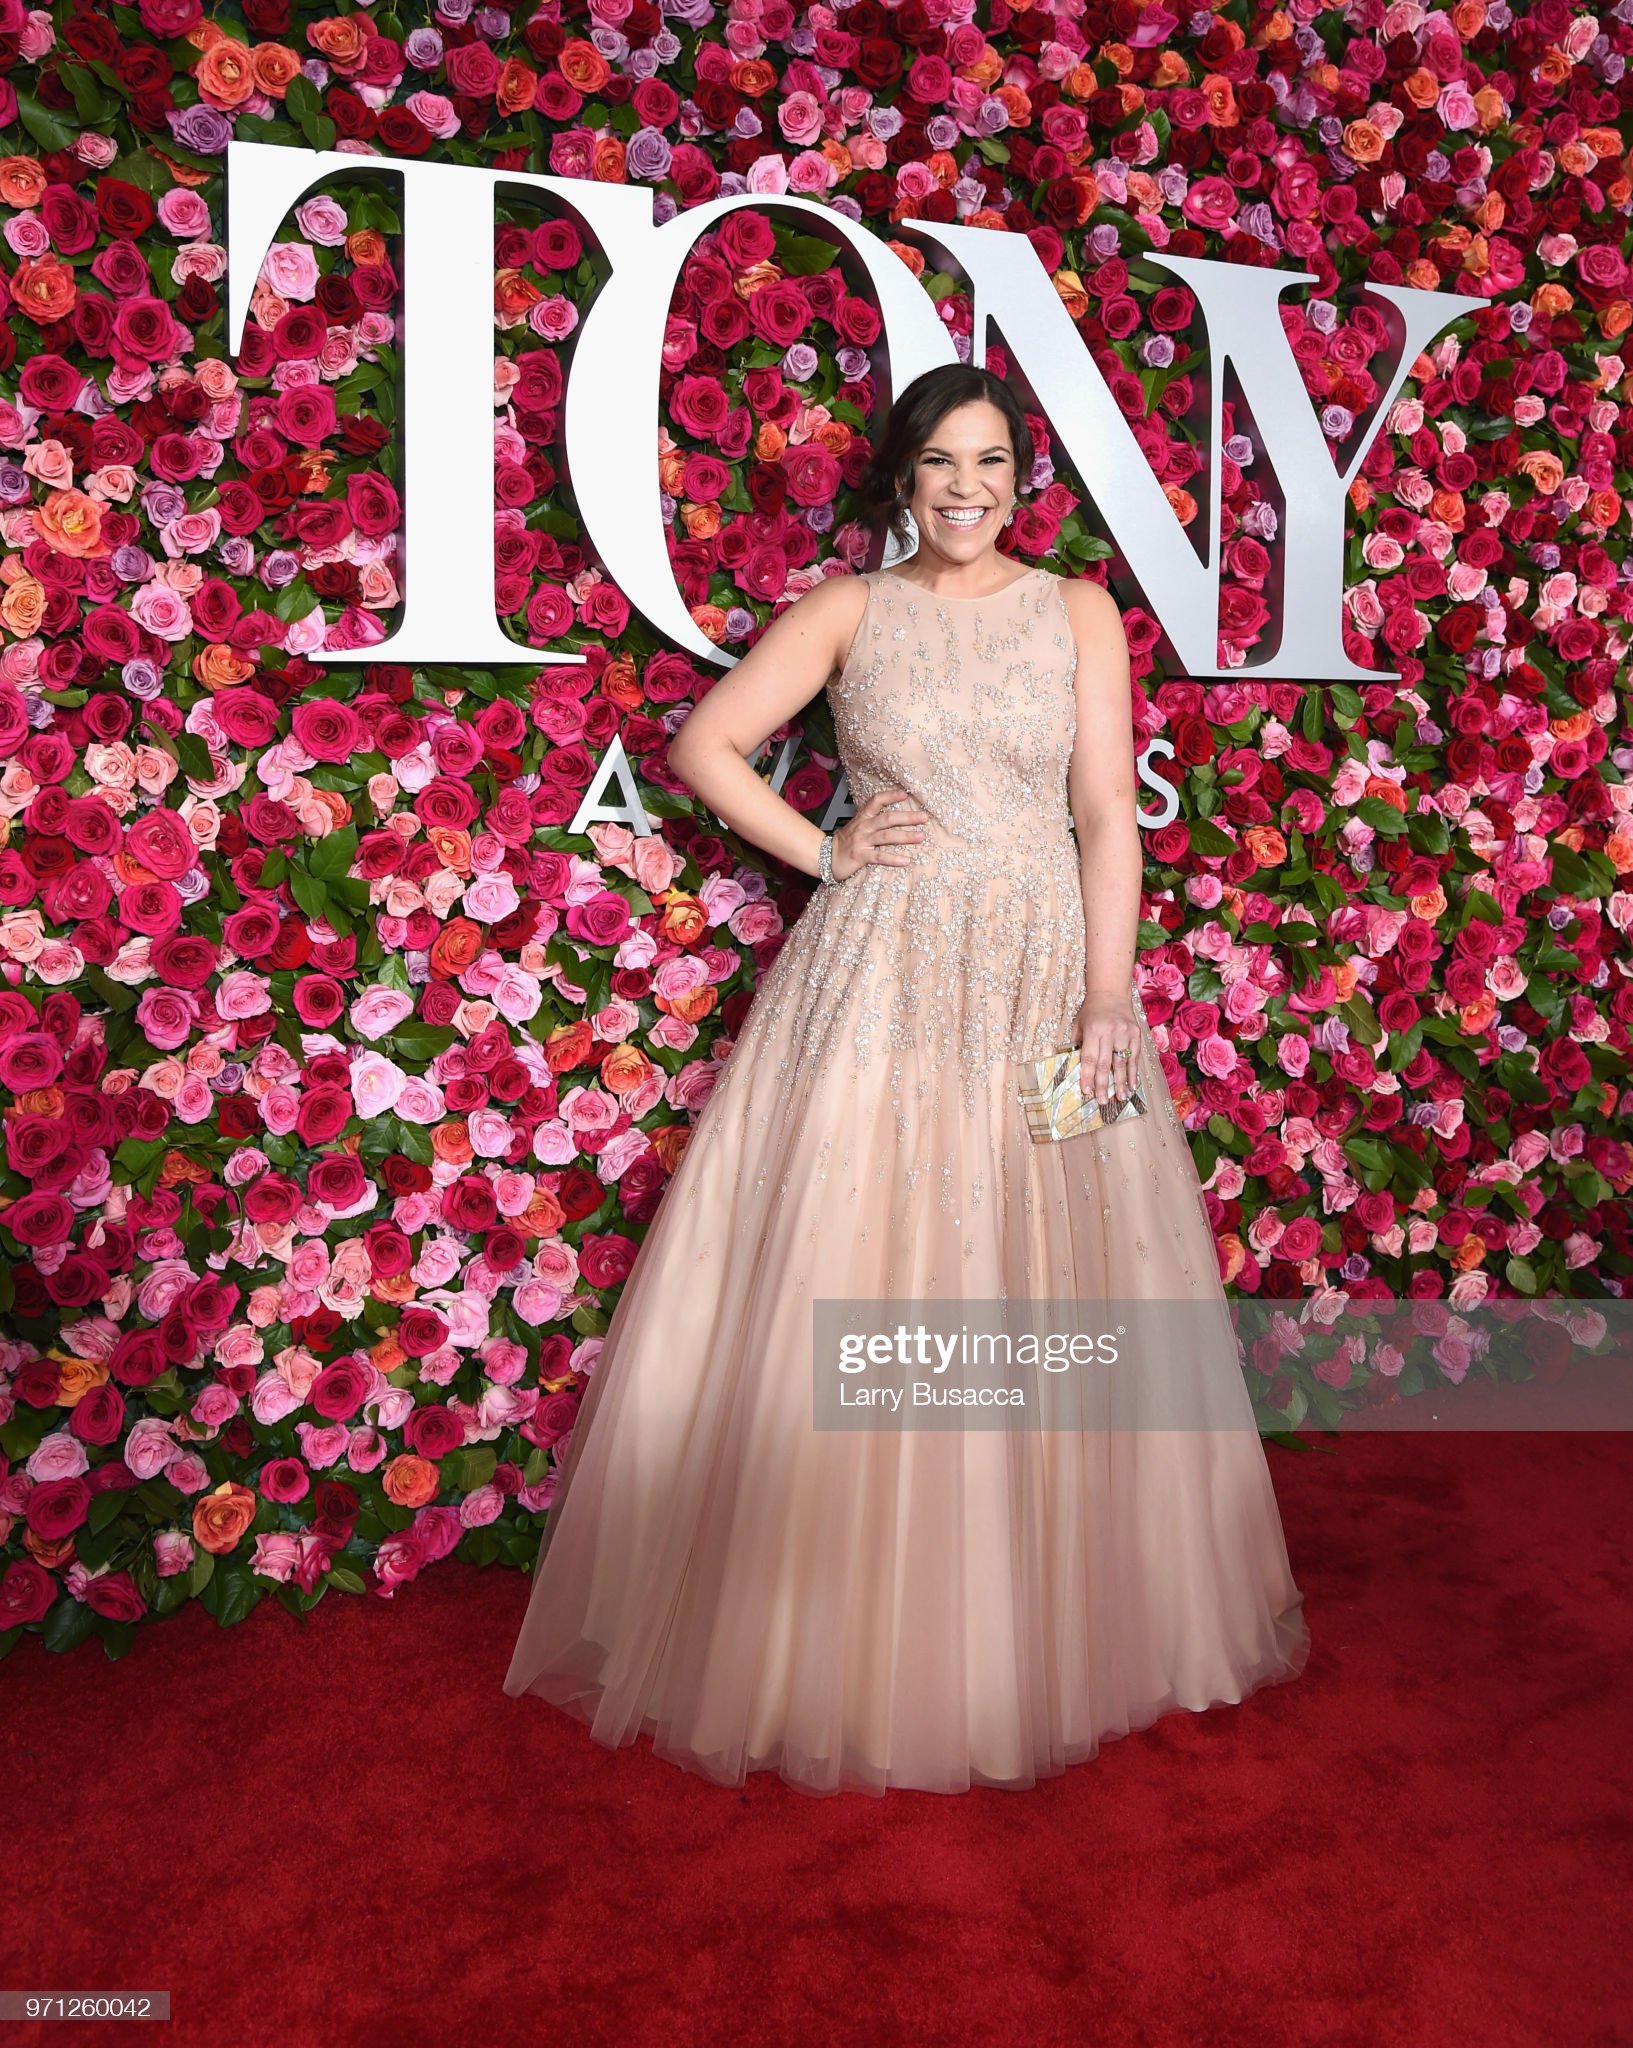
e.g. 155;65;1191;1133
502;364;1310;1794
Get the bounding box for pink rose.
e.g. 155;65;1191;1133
261;242;320;301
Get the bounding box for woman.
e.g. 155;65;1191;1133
503;364;1310;1793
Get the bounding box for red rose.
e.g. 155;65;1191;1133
443;1175;499;1232
346;471;401;537
69;1382;127;1447
24;1475;92;1539
96;178;156;238
404;1404;465;1458
578;1232;638;1288
310;1355;371;1422
0;1559;58;1629
397;1306;449;1358
306;1153;369;1210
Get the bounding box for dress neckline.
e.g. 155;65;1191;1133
878;565;1045;603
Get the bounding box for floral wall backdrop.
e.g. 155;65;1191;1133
0;0;1630;1657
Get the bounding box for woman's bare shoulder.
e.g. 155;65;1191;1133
778;566;873;669
1056;573;1124;625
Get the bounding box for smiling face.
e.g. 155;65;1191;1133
900;398;1020;569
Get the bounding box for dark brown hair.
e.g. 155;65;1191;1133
858;365;1035;552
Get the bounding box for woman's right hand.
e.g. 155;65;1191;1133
829;788;929;880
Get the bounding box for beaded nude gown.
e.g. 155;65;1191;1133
503;563;1311;1794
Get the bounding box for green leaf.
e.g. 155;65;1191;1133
390;1022;457;1062
310;826;359;880
61;63;119;125
174;730;214;782
1186;815;1236;858
284;73;321;123
88;1489;128;1536
201;1560;260;1628
14;91;79;153
1338;993;1383;1047
86;966;138;1013
1354;796;1407;837
288;869;331;924
41;1594;96;1653
114;1136;168;1178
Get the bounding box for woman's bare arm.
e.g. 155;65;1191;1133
667;574;926;880
1062;579;1144;1097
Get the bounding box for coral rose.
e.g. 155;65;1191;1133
192;1480;258;1554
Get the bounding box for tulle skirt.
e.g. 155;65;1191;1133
503;866;1311;1794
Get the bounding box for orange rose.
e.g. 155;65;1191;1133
600;654;641;710
689;602;729;646
1457;992;1498;1037
430;1121;475;1166
1053;269;1090;321
730;57;777;97
521;1185;566;1237
193;642;254;689
308;14;368;70
251;42;303;97
496;56;537;114
193;1480;258;1555
427;825;473;875
49;1352;106;1406
495;268;544;323
429;916;483;978
345;229;387;266
381;1454;440;1508
1343;119;1385;165
36;490;107;560
309;788;351;831
545;1020;595;1073
369;1332;407;1375
736;258;780;298
151;148;213;191
159;1151;212;1187
681;501;722;540
195;38;257;107
649;1124;692;1174
1163;483;1199;529
1241;825;1288;867
0;576;46;636
0;154;46;208
1402;66;1441;107
1516;450;1565;494
11;257;76;324
1362;777;1407;814
559;37;612;91
655;980;717;1026
657;894;707;945
601;1043;653;1095
591;132;627;183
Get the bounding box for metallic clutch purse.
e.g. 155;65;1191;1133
1018;1046;1148;1144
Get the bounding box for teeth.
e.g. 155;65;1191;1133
938;509;986;524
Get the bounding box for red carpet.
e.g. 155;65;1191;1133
5;1431;1630;2048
